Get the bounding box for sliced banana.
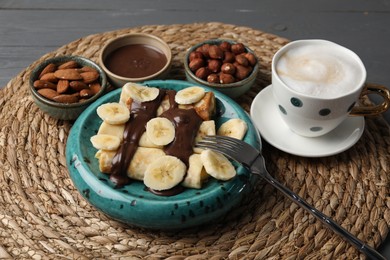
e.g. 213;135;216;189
146;117;175;146
123;82;159;103
175;86;206;105
144;155;187;191
217;118;248;140
193;120;216;154
90;134;121;151
98;122;125;141
200;149;236;181
96;102;130;125
128;147;166;181
182;154;208;189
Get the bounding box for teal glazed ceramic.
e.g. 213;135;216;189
66;80;261;230
184;39;259;98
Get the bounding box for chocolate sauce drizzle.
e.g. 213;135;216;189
110;89;166;187
109;88;204;196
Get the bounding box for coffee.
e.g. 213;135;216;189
275;43;364;98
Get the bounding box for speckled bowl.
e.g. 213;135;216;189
29;55;108;121
184;39;259;98
99;33;172;88
66;80;261;230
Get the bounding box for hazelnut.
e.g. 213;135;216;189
231;43;246;54
200;44;211;58
219;41;231;52
208;59;222;73
189;51;204;61
221;63;236;75
219;73;235;84
189;58;205;72
208;45;224;60
245;52;257;66
207;74;219;83
223;52;235;63
195;67;211;80
235;54;249;67
235;65;252;80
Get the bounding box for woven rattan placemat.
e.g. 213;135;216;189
0;22;389;259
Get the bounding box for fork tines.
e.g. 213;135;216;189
196;135;246;157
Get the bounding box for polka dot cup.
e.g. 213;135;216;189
271;39;390;137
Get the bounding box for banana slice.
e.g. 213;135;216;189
193;120;216;154
96;102;130;125
90;134;121;151
98;122;125;141
128;147;166;181
144;155;187;191
123;82;159;103
175;86;206;105
146;117;175;146
182;154;209;189
217;118;248;140
200;149;236;181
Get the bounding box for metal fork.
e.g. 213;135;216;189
196;135;385;260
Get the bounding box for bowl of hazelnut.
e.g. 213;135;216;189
184;39;258;98
29;55;108;120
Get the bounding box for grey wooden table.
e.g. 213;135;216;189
1;0;389;258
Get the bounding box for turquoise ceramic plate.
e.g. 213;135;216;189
66;80;261;229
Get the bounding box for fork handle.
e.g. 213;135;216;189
253;166;385;260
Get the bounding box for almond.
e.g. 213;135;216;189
37;88;58;100
58;60;79;69
79;66;98;73
33;80;57;90
40;72;58;83
80;89;94;98
80;71;99;84
69;81;88;91
89;82;102;95
53;94;79;103
54;69;82;80
57;79;69;94
39;63;57;79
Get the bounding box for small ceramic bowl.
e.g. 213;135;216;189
99;33;172;88
184;39;259;98
29;55;108;121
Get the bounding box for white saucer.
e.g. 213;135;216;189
250;85;365;157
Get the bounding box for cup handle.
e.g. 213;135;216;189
350;83;390;116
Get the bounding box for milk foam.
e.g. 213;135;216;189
276;44;364;98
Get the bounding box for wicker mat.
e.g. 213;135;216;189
0;22;389;259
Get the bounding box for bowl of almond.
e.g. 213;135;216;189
29;55;108;120
184;39;259;98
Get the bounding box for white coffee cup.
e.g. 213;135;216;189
272;39;390;137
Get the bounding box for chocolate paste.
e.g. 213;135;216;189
110;88;204;197
110;89;166;187
104;44;167;78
